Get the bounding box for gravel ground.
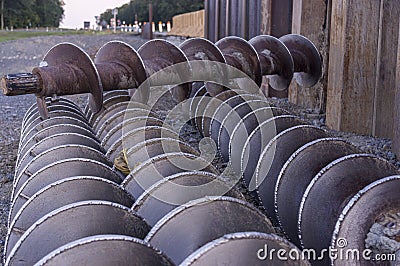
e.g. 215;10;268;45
0;33;399;262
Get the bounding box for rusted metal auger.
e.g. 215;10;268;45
1;40;193;119
249;35;294;91
298;154;398;265
179;37;227;96
216;36;263;88
35;235;174;266
331;175;400;265
2;34;335;265
181;232;310;265
249;34;322;91
1;43;104;118
6;201;151;265
137;39;192;102
145;196;275;264
274;138;360;246
279;34;322;88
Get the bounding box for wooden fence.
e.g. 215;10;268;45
169;10;204;38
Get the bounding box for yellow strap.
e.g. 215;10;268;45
114;149;131;175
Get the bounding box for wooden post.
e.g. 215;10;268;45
148;3;153;39
289;0;331;112
327;0;383;135
327;0;399;136
372;1;400;138
394;19;400;159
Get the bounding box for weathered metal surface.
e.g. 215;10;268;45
138;39;191;102
91;101;130;130
280;34;322;88
228;106;289;174
96;108;158;141
181;232;310;265
193;94;212;134
145;196;275;264
199;90;237;137
95;41;147;92
133;171;243;226
35;235;173;266
19;116;93;147
23;101;83;127
126;137;199;168
10;158;123;221
5;201;151;265
208;94;265;142
23;97;79;121
6;177;134;255
18;124;98;160
298;154;398;264
93;104;157;134
16;133;104;172
241;115;304;187
106;126;180;162
1;73;40;96
101;116;165;150
249;35;294;91
255;125;329;223
14;145;112;192
36;43;103;117
180;38;227;96
87;95;130;123
22;105;87;133
87;94;130;123
216;99;270;156
1;42;104;118
21;110;89;137
0;34;334;265
331;175;400;265
274;138;359;246
216;36;262;87
213;99;270;161
122;153;218;199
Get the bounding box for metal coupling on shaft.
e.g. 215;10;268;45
1;73;41;96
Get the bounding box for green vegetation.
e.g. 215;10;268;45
0;30;93;43
99;0;204;26
0;0;65;29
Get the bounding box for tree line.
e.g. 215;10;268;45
99;0;203;26
1;0;65;30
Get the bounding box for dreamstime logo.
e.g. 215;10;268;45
256;238;397;263
121;60;277;204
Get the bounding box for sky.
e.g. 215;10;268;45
60;0;129;29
